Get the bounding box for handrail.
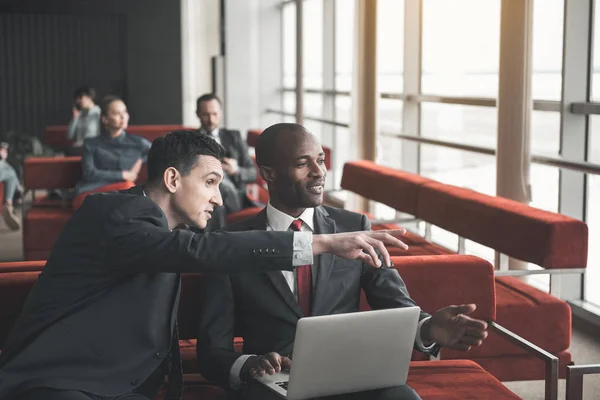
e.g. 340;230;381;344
265;109;350;128
264;110;600;176
382;132;600;176
281;87;561;111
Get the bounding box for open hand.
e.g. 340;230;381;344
241;352;292;381
422;304;488;351
222;157;239;175
313;229;409;268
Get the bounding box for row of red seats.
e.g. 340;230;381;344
21;126;585;384
0;257;526;400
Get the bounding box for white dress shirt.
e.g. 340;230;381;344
228;203;435;389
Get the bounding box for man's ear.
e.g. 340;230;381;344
259;166;276;182
164;167;180;193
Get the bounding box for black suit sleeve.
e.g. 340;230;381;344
229;130;257;185
196;273;241;388
103;196;294;274
358;215;439;355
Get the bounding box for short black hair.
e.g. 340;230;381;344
99;95;123;116
255;123;305;167
74;86;96;101
196;93;222;110
147;130;225;184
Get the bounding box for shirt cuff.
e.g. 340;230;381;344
292;231;313;267
415;316;437;352
229;354;255;390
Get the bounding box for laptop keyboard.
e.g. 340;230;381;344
276;381;289;390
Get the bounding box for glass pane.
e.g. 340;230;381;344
532;0;564;100
283;3;296;88
532;111;560;156
379;134;403;170
587;116;600;306
587;174;600;306
593;1;600;100
421;103;497;149
420;145;496;196
303;92;324;120
335;94;352;124
530;164;559;213
303;0;323;89
333;126;353;189
378;0;404;94
379;98;403;133
283;92;296;114
335;0;354;91
422;0;500;97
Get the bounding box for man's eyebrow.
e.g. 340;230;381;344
296;153;325;160
203;171;223;179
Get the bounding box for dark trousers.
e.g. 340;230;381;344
237;382;422;400
16;388;151;400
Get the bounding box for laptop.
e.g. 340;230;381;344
254;306;421;400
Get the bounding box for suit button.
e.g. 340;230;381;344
131;379;140;385
156;352;164;358
259;249;264;253
272;249;278;254
253;249;257;254
265;249;270;253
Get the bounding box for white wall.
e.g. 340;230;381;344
181;0;221;127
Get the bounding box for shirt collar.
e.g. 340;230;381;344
266;202;315;232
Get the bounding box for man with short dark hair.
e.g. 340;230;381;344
196;124;489;400
196;93;257;230
0;130;409;400
67;86;101;156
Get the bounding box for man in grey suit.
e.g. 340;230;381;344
0;130;408;400
196;93;258;230
196;124;489;400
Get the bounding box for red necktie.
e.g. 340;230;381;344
290;219;312;317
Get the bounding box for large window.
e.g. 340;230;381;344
422;0;500;97
282;2;296;88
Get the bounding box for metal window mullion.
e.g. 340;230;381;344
401;0;422;176
323;0;336;190
557;0;594;300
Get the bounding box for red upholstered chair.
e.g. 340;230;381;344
72;181;136;210
339;160;580;385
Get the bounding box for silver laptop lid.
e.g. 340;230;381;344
286;306;421;400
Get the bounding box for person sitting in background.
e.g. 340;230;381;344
0;142;23;230
196;93;257;230
67;86;101;156
73;96;151;208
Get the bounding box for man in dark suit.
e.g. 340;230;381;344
0;130;409;400
196;124;489;400
196;93;257;230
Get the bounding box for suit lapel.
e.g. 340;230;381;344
218;129;232;153
248;209;304;318
312;206;336;315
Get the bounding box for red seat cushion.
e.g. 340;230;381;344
0;261;45;273
226;207;264;225
23;207;72;250
442;276;571;361
24;157;82;190
417;182;588;269
407;360;521;399
341;161;434;216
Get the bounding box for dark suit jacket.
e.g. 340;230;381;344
196;206;435;389
0;186;296;398
217;129;257;191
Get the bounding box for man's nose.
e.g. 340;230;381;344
212;189;223;207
